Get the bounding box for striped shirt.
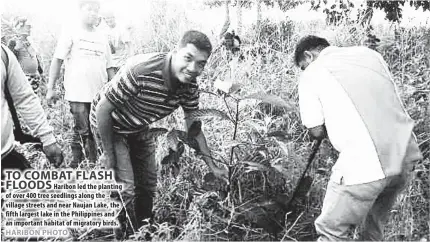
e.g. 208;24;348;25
90;52;199;133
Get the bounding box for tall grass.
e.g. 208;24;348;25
5;1;429;241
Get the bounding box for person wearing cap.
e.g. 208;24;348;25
294;35;423;241
46;0;115;168
7;17;44;95
90;30;229;239
99;9;133;73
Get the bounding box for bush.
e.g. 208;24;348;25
9;1;429;241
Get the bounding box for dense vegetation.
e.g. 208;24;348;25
3;0;429;241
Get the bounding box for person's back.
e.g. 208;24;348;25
300;46;422;184
296;36;423;241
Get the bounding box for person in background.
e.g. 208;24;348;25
100;9;133;73
90;30;229;239
294;35;423;241
222;30;241;55
46;0;115;168
7;17;44;95
1;44;63;174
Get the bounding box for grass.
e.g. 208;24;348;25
3;1;429;241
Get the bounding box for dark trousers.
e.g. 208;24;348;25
92;127;158;239
69;102;97;167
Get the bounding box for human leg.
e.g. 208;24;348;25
315;178;388;241
128;131;158;228
69;102;97;167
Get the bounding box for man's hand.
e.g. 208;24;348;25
308;125;327;141
46;88;58;105
43;143;64;168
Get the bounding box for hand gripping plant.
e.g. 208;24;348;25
153;81;321;240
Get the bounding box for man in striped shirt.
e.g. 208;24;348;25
295;35;423;240
90;30;228;239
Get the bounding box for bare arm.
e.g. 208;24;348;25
185;116;216;170
48;58;63;89
107;67;115;81
184;113;228;180
95;95;117;168
125;42;133;57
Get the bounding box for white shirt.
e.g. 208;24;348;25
99;22;131;68
298;48;386;185
54;25;113;102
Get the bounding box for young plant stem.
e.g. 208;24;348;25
223;95;235;122
229;100;240;165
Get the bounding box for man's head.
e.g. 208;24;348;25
13;17;31;37
102;11;116;28
224;32;234;49
294;35;330;71
223;31;241;52
172;30;212;84
78;0;100;27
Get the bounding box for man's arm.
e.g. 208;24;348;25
125;42;133;57
105;38;115;81
95;95;117;169
309;125;327;141
47;28;72;103
4;46;63;166
122;27;134;57
48;58;63;88
46;58;63;103
107;67;115;81
298;71;326;141
184;113;228;180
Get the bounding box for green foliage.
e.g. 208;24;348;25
12;1;430;241
368;0;430;22
311;0;430;24
243;92;294;109
204;0;305;11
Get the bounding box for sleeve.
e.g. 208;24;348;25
53;28;73;60
5;47;56;145
181;83;200;113
298;73;325;129
104;65;141;107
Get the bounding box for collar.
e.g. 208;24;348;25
162;51;179;93
317;46;337;59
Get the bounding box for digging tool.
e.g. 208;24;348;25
286;139;322;209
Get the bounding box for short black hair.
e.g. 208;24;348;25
294;35;330;66
179;30;212;55
224;32;234;40
79;0;100;9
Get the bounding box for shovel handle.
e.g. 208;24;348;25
302;139;322;178
287;139;322;207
